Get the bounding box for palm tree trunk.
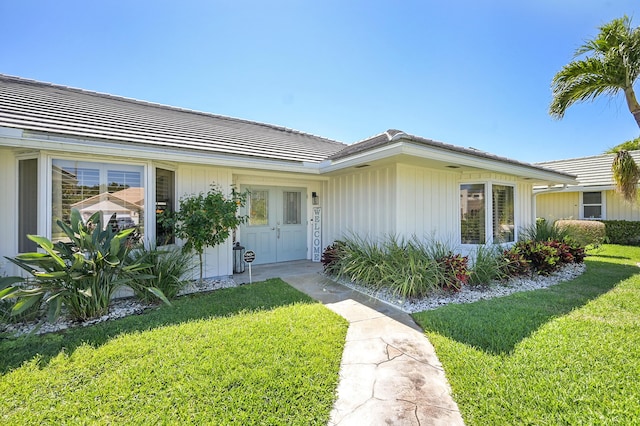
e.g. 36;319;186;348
624;87;640;128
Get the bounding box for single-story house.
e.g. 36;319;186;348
535;151;640;221
0;74;576;278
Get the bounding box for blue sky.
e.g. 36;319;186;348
2;1;639;162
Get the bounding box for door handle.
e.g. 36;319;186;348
276;227;280;239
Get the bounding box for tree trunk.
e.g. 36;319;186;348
199;252;203;283
624;87;640;128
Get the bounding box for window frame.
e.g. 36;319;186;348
45;154;151;244
460;181;517;245
15;154;40;253
580;190;605;220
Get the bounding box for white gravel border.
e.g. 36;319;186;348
334;262;587;313
1;277;238;337
2;263;587;337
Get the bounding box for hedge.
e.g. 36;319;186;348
601;220;640;245
555;219;606;247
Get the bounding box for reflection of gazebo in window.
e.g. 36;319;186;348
71;187;144;229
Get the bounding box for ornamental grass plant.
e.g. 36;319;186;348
328;235;465;298
126;245;195;302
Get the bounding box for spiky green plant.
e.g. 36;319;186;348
520;219;569;242
127;245;195;302
1;209;169;322
468;244;507;286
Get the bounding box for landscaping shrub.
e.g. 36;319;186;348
512;240;560;275
500;246;531;277
127;246;195;302
335;234;387;289
520;218;569;242
468;245;508;285
329;235;470;298
555;219;606;247
0;277;40;324
509;239;584;276
321;241;345;275
1;209;169;322
436;252;469;291
601;220;640;245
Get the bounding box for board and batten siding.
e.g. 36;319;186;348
0;147;18;276
396;164;459;242
326;167;537;247
537;190;640;221
536;192;579;221
177;164;234;278
605;190;640;220
325;164;397;243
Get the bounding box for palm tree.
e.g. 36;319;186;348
550;16;640;202
605;136;640;153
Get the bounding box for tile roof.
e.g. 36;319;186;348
535;151;640;187
0;74;346;164
331;129;576;179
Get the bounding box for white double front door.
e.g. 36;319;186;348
239;186;307;265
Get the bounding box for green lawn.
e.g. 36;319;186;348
0;279;348;425
413;245;640;425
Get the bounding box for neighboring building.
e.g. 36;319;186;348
535;152;640;222
0;74;575;278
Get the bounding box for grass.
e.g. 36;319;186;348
412;245;640;424
0;278;348;425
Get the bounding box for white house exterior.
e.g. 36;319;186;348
0;75;576;278
535;151;640;221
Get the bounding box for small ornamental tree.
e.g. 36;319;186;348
161;184;249;282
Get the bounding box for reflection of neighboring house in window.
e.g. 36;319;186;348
71;189;143;226
460;188;484;217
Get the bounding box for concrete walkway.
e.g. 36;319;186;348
234;261;465;425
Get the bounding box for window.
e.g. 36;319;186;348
52;159;144;243
156;168;175;245
18;158;38;252
492;185;515;243
460;184;486;244
249;190;269;226
460;183;515;244
283;191;302;224
582;191;603;219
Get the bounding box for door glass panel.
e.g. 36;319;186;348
283;191;301;224
249;190;269;226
